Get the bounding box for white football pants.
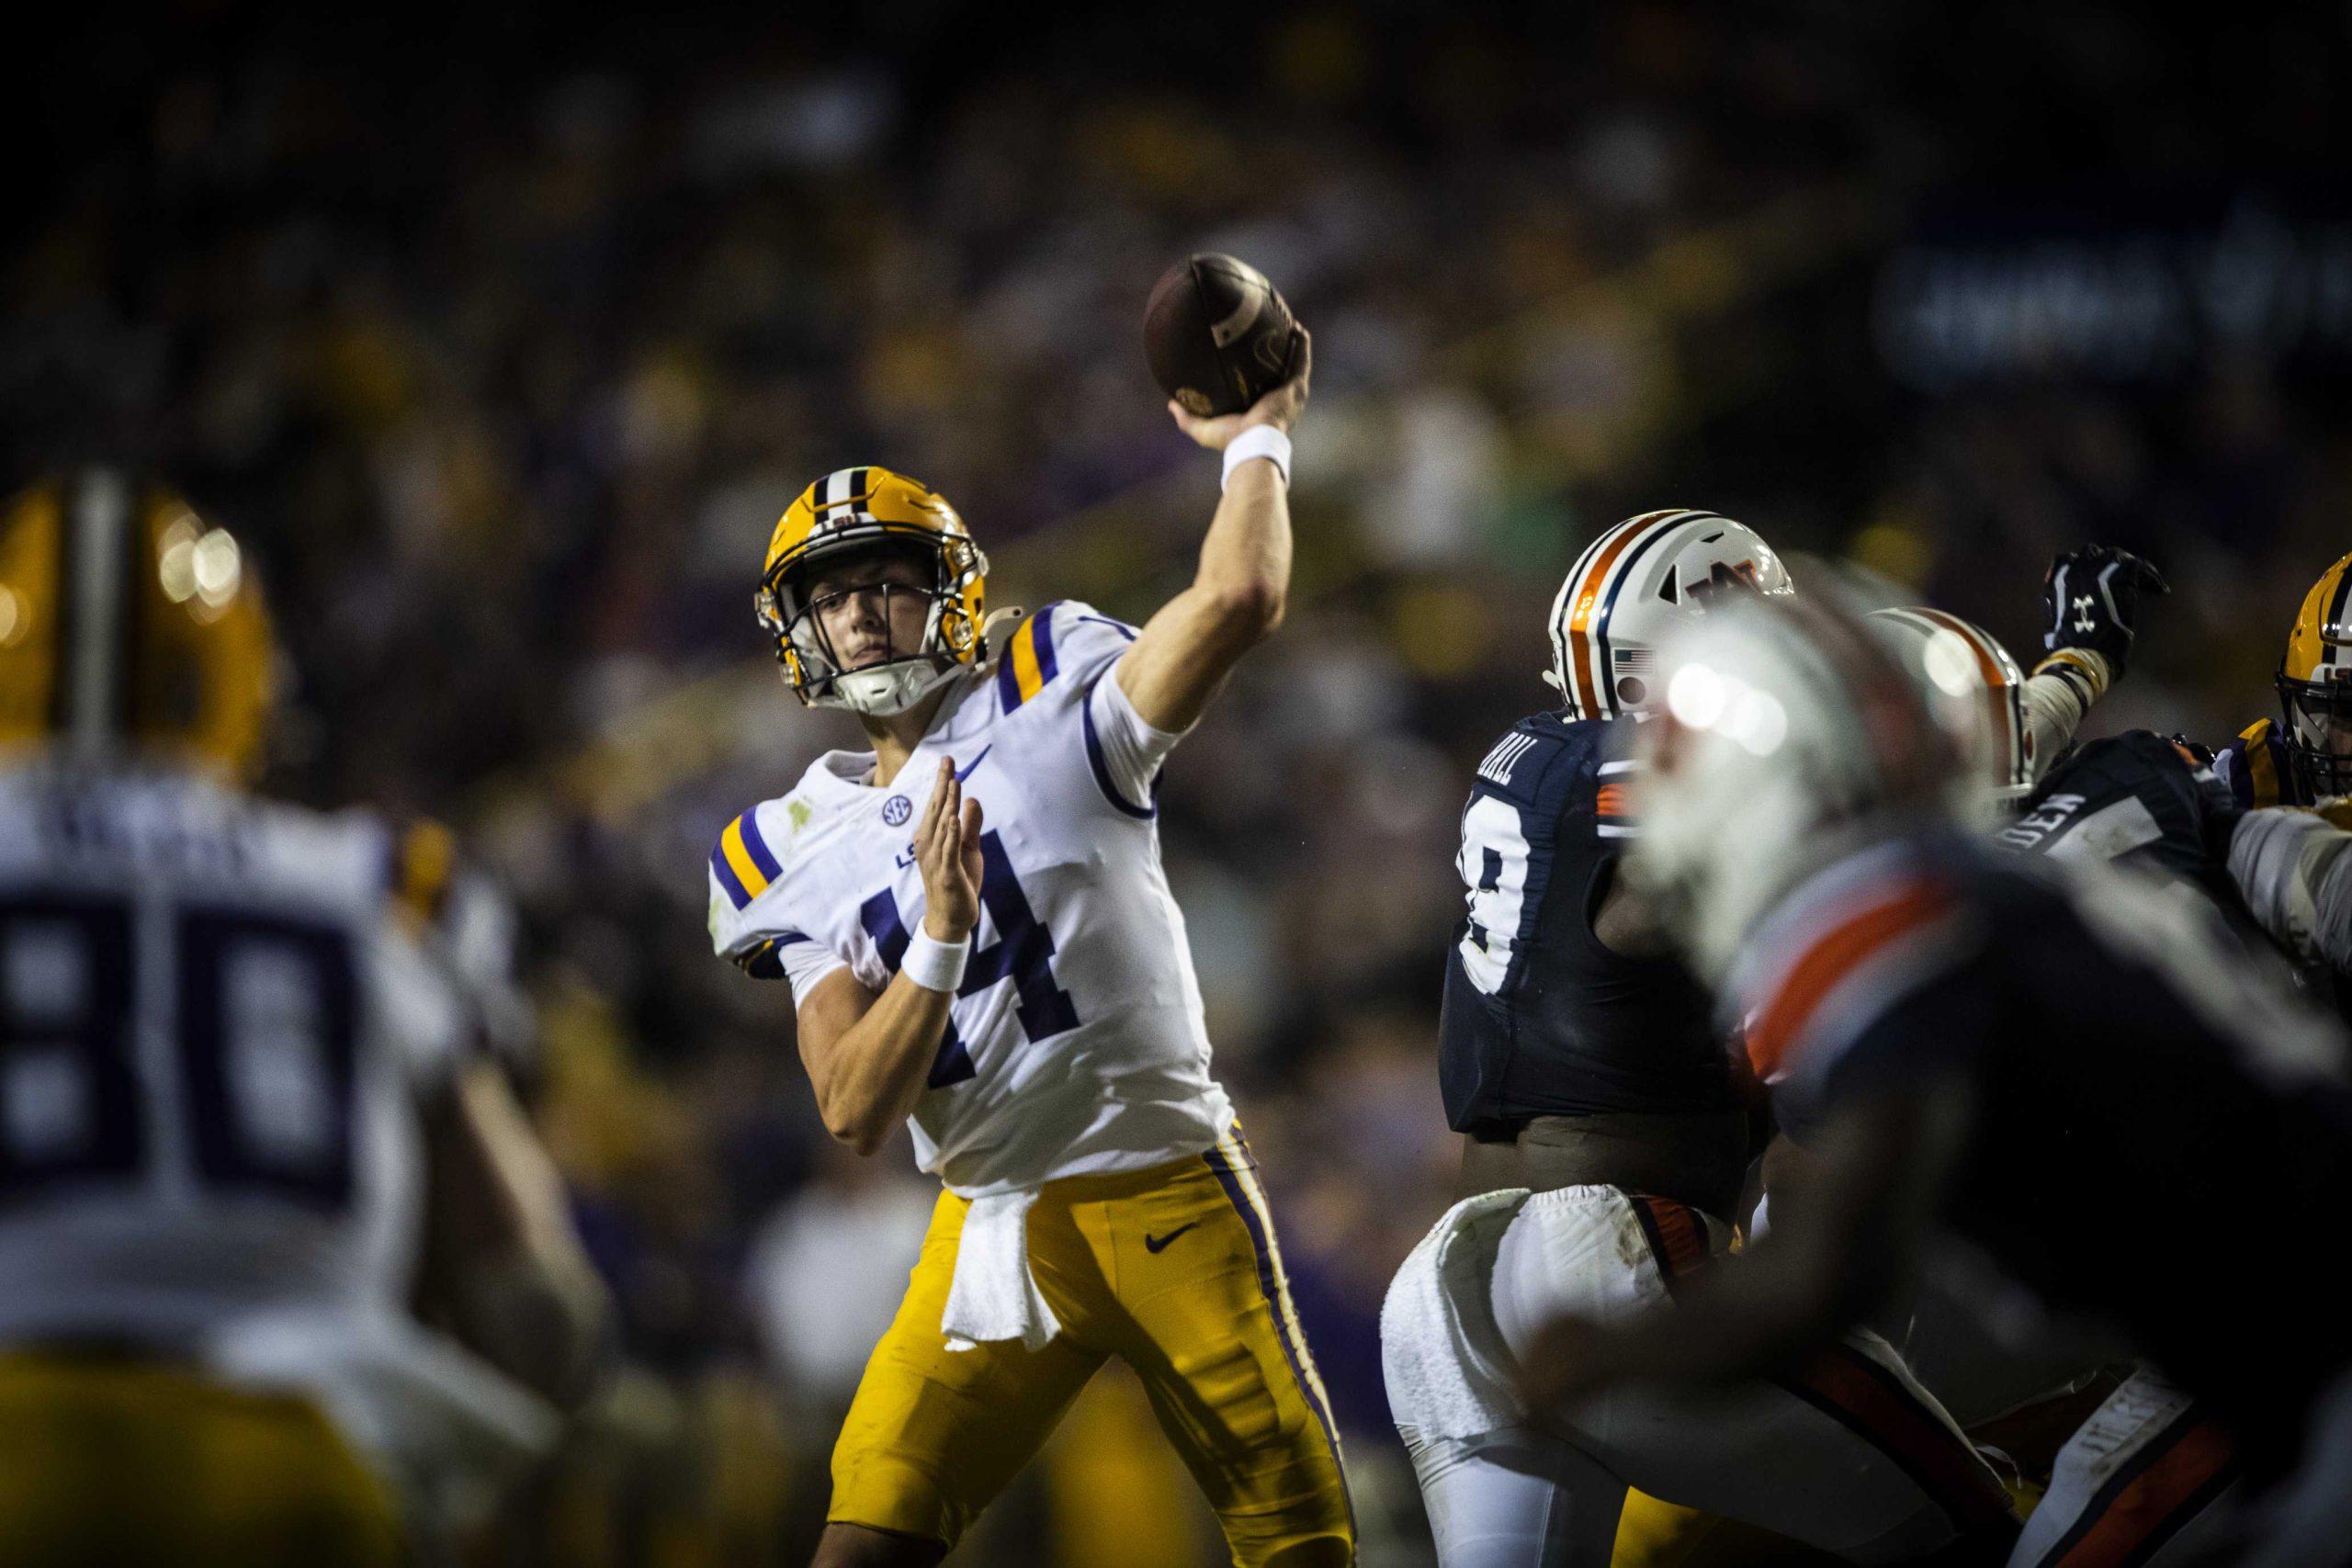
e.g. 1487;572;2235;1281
1885;1266;2240;1565
1383;1185;2018;1567
2010;1367;2239;1567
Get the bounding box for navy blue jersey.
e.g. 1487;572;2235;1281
1998;730;2247;921
1741;832;2352;1440
1437;712;1733;1134
2004;729;2352;1029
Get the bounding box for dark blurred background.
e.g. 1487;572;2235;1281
6;3;2350;1562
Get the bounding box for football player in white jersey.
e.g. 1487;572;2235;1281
706;342;1353;1567
0;472;605;1562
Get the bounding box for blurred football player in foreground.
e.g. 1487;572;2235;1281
705;340;1354;1566
1379;513;2024;1566
1523;586;2352;1566
1860;551;2352;1564
1861;567;2251;1565
1587;554;2154;1565
0;473;605;1565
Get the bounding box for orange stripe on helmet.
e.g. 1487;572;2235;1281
1915;607;2018;784
1567;511;1680;717
1913;608;2008;688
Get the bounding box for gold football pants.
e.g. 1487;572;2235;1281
0;1349;401;1568
830;1132;1354;1566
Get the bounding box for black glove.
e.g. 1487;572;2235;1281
2042;546;2170;680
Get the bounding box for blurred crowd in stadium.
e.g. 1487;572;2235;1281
7;1;2349;1562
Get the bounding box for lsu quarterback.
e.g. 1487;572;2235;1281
0;472;606;1562
705;338;1352;1566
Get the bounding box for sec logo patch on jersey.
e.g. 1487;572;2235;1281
883;795;911;827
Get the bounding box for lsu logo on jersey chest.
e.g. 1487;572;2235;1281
858;765;1085;1092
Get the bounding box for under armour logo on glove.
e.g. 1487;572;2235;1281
2043;545;2171;681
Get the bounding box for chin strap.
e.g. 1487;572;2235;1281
979;605;1025;649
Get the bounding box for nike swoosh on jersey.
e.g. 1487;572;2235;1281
1143;1222;1200;1254
954;745;993;783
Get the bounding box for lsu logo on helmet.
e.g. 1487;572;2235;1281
756;467;989;717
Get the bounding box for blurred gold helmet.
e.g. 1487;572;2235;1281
0;471;276;779
755;466;989;716
2275;549;2352;797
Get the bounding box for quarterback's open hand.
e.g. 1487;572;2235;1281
917;758;984;942
1168;328;1312;451
2043;545;2170;680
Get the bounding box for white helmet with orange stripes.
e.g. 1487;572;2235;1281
1626;586;1969;979
1868;607;2033;807
1545;509;1792;721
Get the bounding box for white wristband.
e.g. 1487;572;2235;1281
1221;425;1293;492
901;928;970;994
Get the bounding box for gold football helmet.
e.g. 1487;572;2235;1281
0;470;275;778
2276;550;2352;798
756;466;989;716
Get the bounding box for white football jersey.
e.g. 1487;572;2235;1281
0;761;464;1347
708;602;1235;1197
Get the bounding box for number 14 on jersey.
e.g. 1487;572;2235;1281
858;830;1080;1087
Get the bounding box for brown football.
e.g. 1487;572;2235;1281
1143;254;1304;418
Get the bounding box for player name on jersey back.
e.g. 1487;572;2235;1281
1999;731;2251;916
707;604;1234;1197
0;763;462;1346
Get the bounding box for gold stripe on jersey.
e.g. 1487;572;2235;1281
1011;614;1048;704
2241;718;2285;808
994;604;1066;713
720;814;774;902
